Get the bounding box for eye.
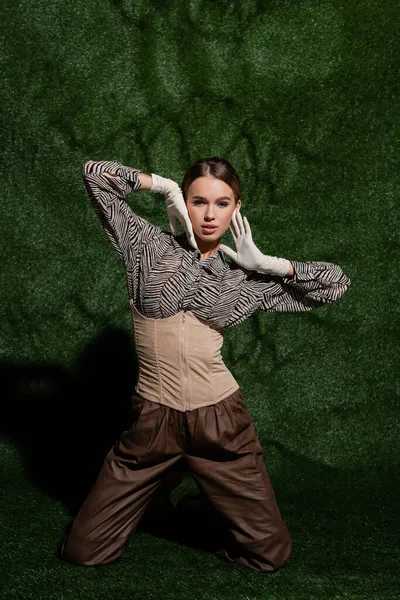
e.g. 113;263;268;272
192;200;229;207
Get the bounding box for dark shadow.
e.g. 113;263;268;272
0;322;230;555
0;326;138;514
0;323;231;555
137;482;236;555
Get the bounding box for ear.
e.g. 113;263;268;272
236;198;241;211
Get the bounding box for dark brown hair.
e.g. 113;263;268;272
181;157;241;204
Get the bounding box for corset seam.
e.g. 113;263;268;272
153;318;164;404
208;326;217;404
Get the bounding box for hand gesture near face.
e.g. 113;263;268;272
151;174;198;250
219;209;266;270
220;209;292;276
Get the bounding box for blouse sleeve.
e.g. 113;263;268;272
82;160;164;265
253;259;351;313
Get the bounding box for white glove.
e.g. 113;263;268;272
150;174;198;250
219;209;292;277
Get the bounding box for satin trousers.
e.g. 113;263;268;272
60;388;291;572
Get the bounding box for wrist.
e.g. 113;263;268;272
151;173;180;196
138;173;152;191
285;262;295;277
256;255;293;277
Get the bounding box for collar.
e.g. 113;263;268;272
176;233;227;276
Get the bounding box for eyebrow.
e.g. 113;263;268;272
191;195;232;202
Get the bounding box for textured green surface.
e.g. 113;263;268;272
1;0;399;598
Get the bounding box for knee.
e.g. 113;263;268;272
263;524;292;571
58;534;96;566
59;534;118;567
239;524;292;572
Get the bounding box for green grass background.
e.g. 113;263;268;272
1;0;399;598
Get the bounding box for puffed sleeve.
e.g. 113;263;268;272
82;160;164;265
257;260;351;312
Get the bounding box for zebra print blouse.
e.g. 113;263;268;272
82;160;351;330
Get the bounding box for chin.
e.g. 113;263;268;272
197;232;221;240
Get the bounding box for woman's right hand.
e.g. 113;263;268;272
150;174;198;250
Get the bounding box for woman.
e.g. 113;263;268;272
60;157;350;572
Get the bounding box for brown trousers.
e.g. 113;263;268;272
61;388;291;572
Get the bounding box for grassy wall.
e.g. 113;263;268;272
0;1;399;598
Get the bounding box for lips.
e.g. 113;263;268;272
201;225;218;230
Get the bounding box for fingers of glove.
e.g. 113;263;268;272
243;216;253;240
184;219;196;246
175;205;192;234
235;209;243;236
182;221;198;250
187;219;196;241
169;216;178;235
235;210;246;237
229;224;238;243
230;210;239;238
233;208;245;238
188;234;199;250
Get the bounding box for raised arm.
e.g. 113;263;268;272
82;160;163;264
221;209;350;314
257;259;351;312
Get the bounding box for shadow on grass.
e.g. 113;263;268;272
0;326;138;514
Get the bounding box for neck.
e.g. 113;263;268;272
195;233;221;260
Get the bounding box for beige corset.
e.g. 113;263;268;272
130;300;239;412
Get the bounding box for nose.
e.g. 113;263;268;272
204;206;215;220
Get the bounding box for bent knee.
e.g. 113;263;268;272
264;526;292;571
240;525;292;572
60;534;120;567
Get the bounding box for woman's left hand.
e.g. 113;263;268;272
220;210;293;277
219;209;267;271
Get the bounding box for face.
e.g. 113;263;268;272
185;176;241;240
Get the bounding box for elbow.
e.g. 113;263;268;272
82;160;96;176
338;271;351;297
325;267;351;301
327;275;351;304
